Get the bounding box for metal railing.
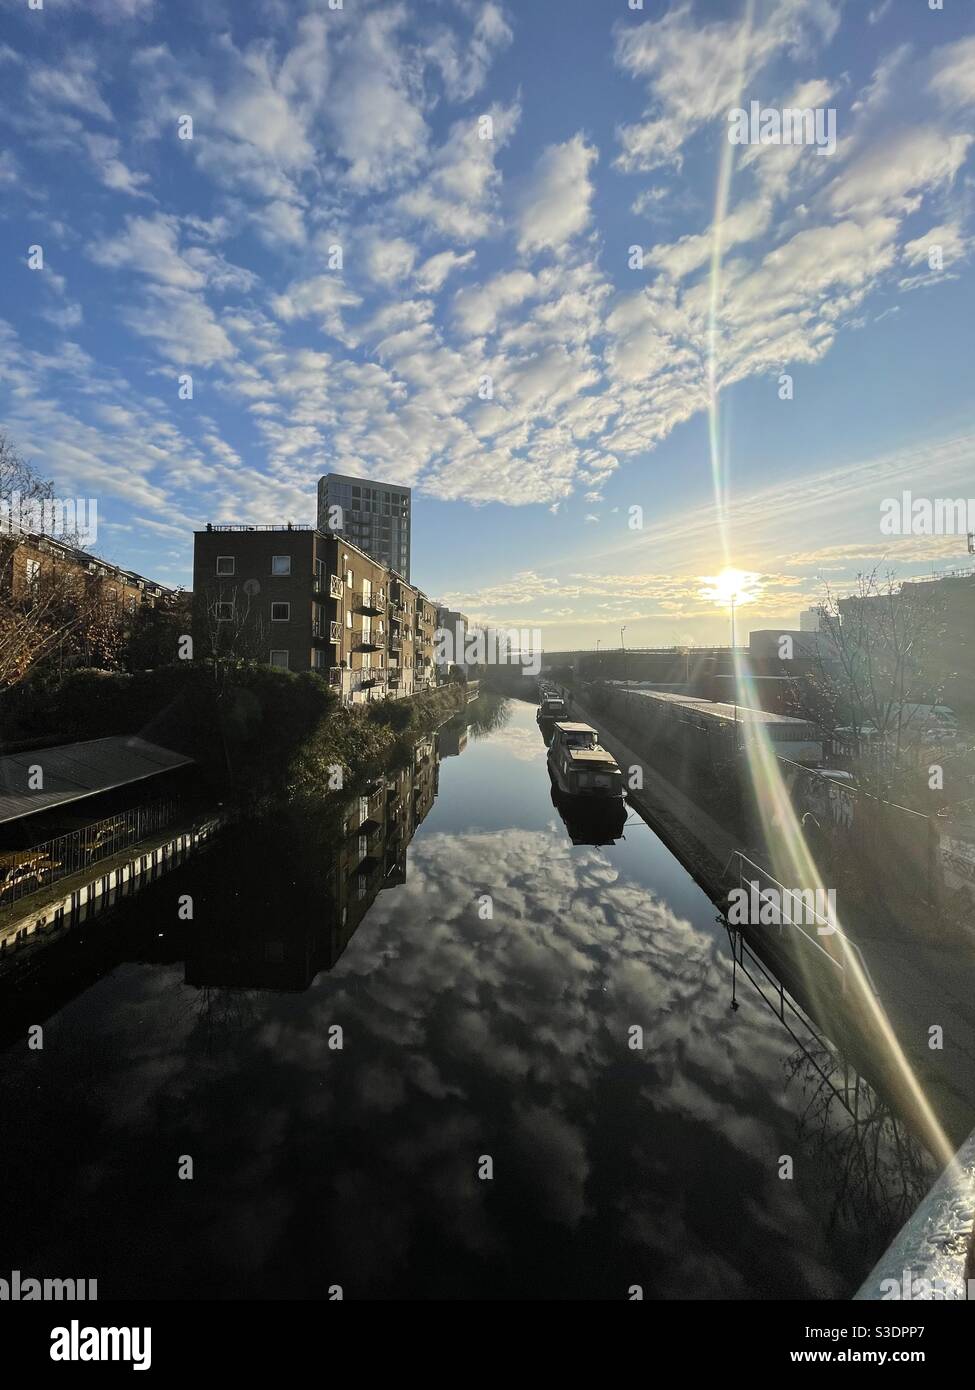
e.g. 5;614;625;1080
205;523;312;532
728;851;878;996
0;800;180;909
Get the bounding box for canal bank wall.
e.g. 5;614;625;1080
856;1125;975;1301
561;686;975;1158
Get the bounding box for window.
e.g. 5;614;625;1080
346;569;353;588
271;602;290;622
216;601;234;621
25;558;40;587
346;611;353;629
565;731;597;750
216;556;235;575
269;650;289;669
271;555;291;576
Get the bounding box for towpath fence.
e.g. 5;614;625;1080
728;850;878;998
0;800;179;909
776;757;943;907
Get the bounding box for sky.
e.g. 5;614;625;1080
1;0;973;648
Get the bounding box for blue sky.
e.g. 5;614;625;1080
1;0;973;646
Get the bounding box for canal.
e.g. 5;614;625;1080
0;697;934;1299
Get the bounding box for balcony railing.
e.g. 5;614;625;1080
330;621;341;643
329;574;344;599
0;800;179;910
205;523;312;532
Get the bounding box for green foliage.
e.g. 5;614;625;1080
0;663;466;817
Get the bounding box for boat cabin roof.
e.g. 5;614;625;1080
554;722;596;734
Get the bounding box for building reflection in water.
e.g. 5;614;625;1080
185;731;442;992
0;728;447;1017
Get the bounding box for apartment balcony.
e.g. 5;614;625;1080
329;573;344;599
354;592;384;616
353;638;382;653
388;634;402;652
330;620;341;643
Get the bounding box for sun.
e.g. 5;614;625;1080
702;567;756;606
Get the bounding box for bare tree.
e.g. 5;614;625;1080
195;582;269;684
795;568;948;796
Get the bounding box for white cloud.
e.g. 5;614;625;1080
928;35;975;109
516;135;597;255
827;128;972;217
428;1;513;102
414;249;475;293
84;134;153;199
327;5;428;191
88;214;203;288
453;270;537;337
29;55;113;123
122;285;237;366
613;0;840;172
396;102;519;241
270;275;363;339
366;236;417;287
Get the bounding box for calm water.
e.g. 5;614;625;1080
0;699;932;1299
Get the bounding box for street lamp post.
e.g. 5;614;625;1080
620;625;628;685
729;593;738;750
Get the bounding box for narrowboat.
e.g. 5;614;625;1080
547;722;624;798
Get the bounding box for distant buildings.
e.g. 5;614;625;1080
435;606;469;673
317;472;411;581
837;571;975;723
192;523;438;705
2;529;174;613
748;629;822;660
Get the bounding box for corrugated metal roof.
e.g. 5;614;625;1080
618;688;822;732
0;737;193;825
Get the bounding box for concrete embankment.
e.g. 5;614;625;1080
561;685;975;1156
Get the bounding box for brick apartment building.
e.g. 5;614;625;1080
192;524;437;705
2;530;174;612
